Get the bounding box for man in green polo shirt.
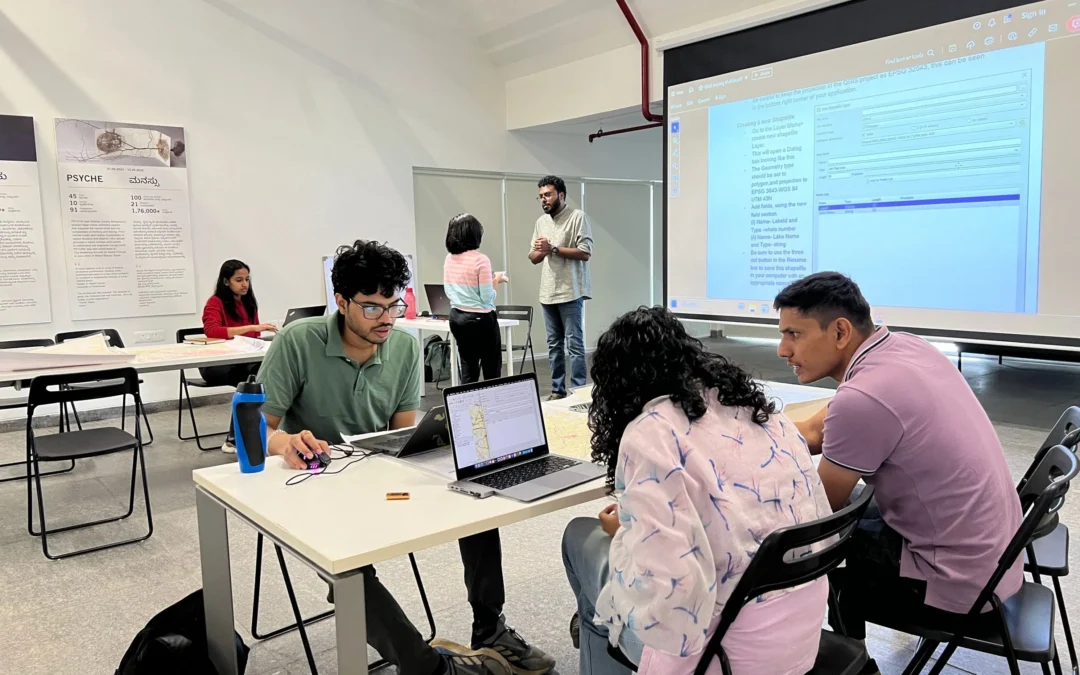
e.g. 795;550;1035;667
257;240;555;675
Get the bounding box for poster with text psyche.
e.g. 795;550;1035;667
0;115;51;326
55;118;195;320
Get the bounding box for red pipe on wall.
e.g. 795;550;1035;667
616;0;663;123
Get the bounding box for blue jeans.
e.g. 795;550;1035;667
562;517;644;674
541;298;586;395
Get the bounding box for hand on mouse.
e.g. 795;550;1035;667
281;430;330;470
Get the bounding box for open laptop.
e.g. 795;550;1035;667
443;373;605;502
283;305;325;326
424;284;452;319
350;406;450;457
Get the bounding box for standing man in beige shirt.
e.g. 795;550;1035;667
529;175;593;400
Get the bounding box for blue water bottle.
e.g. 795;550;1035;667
233;375;267;473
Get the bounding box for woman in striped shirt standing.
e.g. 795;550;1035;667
444;213;508;384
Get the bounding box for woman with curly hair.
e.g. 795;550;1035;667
562;307;832;674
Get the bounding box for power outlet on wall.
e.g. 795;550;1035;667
133;330;165;344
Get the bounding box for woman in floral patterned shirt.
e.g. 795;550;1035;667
562;307;832;674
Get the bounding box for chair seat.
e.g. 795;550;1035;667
809;630;868;675
871;582;1057;661
34;427;138;460
1025;522;1069;576
185;377;211;388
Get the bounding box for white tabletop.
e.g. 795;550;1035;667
0;345;265;385
194;452;605;575
396;317;518;332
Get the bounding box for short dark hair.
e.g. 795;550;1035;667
445;213;483;255
773;272;874;334
538;175;566;196
331;240;411;300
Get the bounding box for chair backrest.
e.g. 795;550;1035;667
176;327;205;343
694;486;876;675
1016;406;1080;497
495;305;534;328
26;368;142;414
0;338;55;350
968;445;1077;618
55;328;126;349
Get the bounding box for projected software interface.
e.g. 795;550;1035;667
446;379;546;471
668;0;1080;335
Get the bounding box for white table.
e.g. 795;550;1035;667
194;421;605;675
193;382;836;675
0;346;266;391
396;317;519;398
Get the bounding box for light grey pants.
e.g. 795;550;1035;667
562;517;645;674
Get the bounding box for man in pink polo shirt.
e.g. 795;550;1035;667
772;272;1023;674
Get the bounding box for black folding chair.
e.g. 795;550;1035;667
854;445;1077;675
495;306;537;374
175;328;232;450
54;329;155;445
606;487;875;674
0;339;76;484
1019;407;1080;675
251;533;437;674
25;368;153;560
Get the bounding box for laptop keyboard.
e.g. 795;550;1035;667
472;455;578;491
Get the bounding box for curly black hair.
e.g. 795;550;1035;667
331;240;411;300
538;175;567;196
588;306;776;490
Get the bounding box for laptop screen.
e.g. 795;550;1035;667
445;377;548;479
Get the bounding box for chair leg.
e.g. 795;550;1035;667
274;544;319;675
409;552;437;641
926;641;958;675
900;638;938;675
177;374;227;451
1052;576;1079;675
251;533;334;641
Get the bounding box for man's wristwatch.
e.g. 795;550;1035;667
552;245;559;257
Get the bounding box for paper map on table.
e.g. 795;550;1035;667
0;334;135;372
542;408;593;461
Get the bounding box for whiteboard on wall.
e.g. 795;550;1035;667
323;252;416;315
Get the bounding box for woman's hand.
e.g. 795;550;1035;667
255;323;279;333
598;503;620;537
493;272;510;285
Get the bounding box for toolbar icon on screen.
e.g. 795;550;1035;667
1069;16;1080;32
670;121;680;133
1005;13;1013;23
967;40;976;49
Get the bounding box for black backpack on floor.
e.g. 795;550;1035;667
116;589;249;675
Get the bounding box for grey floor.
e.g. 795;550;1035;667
1;336;1077;675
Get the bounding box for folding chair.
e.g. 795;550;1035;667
496;306;537;374
25;367;153;560
853;445;1077;675
54;329;155;445
175;328;232;450
250;533;437;674
607;487;875;674
0;339;76;484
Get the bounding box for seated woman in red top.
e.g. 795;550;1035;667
201;259;277;452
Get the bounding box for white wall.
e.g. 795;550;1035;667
505;0;847;130
0;0;660;419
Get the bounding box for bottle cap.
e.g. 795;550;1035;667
236;374;264;395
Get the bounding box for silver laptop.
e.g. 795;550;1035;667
443;373;605;502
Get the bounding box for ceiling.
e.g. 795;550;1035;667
445;0;767;79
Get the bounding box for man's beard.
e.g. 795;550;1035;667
543;197;562;214
345;315;392;345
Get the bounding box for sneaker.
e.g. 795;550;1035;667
477;626;556;675
221;439;236;453
432;639;512;675
546;392;566;401
570;613;580;649
858;658;881;675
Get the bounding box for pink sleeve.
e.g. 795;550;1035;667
475;253;493;286
822;386;904;476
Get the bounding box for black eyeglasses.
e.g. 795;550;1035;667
348;298;407;320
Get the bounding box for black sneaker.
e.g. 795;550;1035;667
546;392;567;401
477;626;555;675
570;613;580;649
432;640;512;675
859;658;881;675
